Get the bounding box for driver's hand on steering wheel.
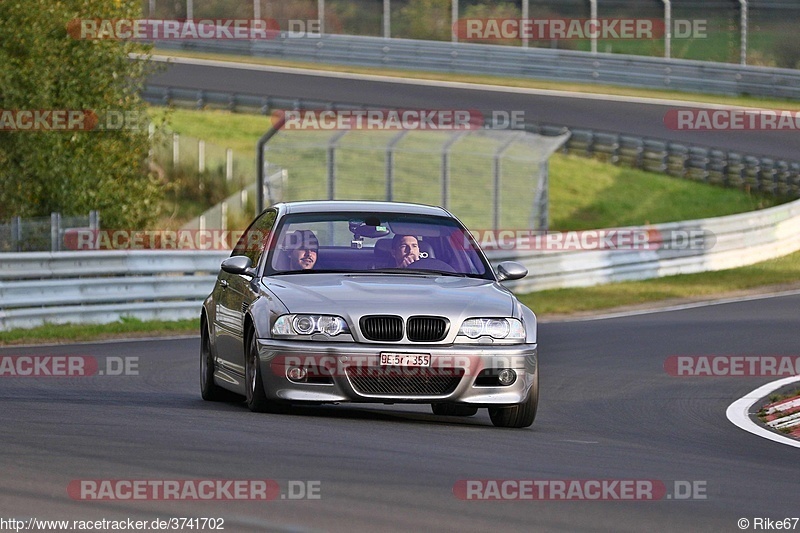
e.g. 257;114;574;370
400;255;417;268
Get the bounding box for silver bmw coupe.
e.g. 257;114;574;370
201;201;539;428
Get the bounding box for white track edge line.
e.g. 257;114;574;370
726;376;800;449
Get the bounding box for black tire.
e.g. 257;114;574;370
431;403;479;417
200;322;238;402
488;370;539;428
245;331;272;412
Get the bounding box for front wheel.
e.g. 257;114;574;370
245;332;272;412
488;371;539;428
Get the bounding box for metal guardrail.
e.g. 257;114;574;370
142;85;800;199
491;196;800;293
1;196;799;330
155;33;800;99
0;251;228;330
547;127;800;198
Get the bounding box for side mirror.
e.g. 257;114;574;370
496;261;528;282
221;256;255;277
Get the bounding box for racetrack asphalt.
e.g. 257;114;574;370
2;293;798;532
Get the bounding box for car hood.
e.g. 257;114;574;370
263;273;515;321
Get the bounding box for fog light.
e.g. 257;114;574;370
497;368;516;386
287;366;308;382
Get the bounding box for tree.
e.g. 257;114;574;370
0;0;162;228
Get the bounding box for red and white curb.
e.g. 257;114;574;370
726;376;800;449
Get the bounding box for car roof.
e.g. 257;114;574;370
274;201;451;217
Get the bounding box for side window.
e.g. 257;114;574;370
231;210;277;268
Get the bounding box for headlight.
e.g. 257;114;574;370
458;318;525;340
273;314;349;337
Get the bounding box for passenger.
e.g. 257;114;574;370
284;230;319;270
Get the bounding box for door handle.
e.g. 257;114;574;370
220;279;229;289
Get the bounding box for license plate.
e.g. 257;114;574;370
380;353;431;367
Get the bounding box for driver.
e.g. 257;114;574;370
284;230;319;270
391;234;419;268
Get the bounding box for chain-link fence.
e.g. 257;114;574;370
149;129;257;229
181;169;287;231
260;128;569;230
0;212;100;252
141;0;800;66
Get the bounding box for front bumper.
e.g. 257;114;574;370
256;338;537;405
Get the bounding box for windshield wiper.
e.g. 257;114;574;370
274;269;350;275
372;268;468;277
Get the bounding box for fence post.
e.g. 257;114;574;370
327;131;348;201
89;210;100;231
533;160;549;231
198;139;205;172
50;212;61;252
383;0;390;38
452;0;459;43
493;133;520;231
441;132;465;211
12;216;22;253
148;122;155;160
662;0;671;59
385;131;408;202
589;0;597;54
739;0;748;65
173;133;180;167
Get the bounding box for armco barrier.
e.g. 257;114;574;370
491;197;800;293
0;251;228;331
1;198;799;330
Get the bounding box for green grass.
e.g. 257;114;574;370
0;318;199;346
519;249;800;316
549;154;779;230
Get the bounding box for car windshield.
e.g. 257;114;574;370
265;212;492;279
